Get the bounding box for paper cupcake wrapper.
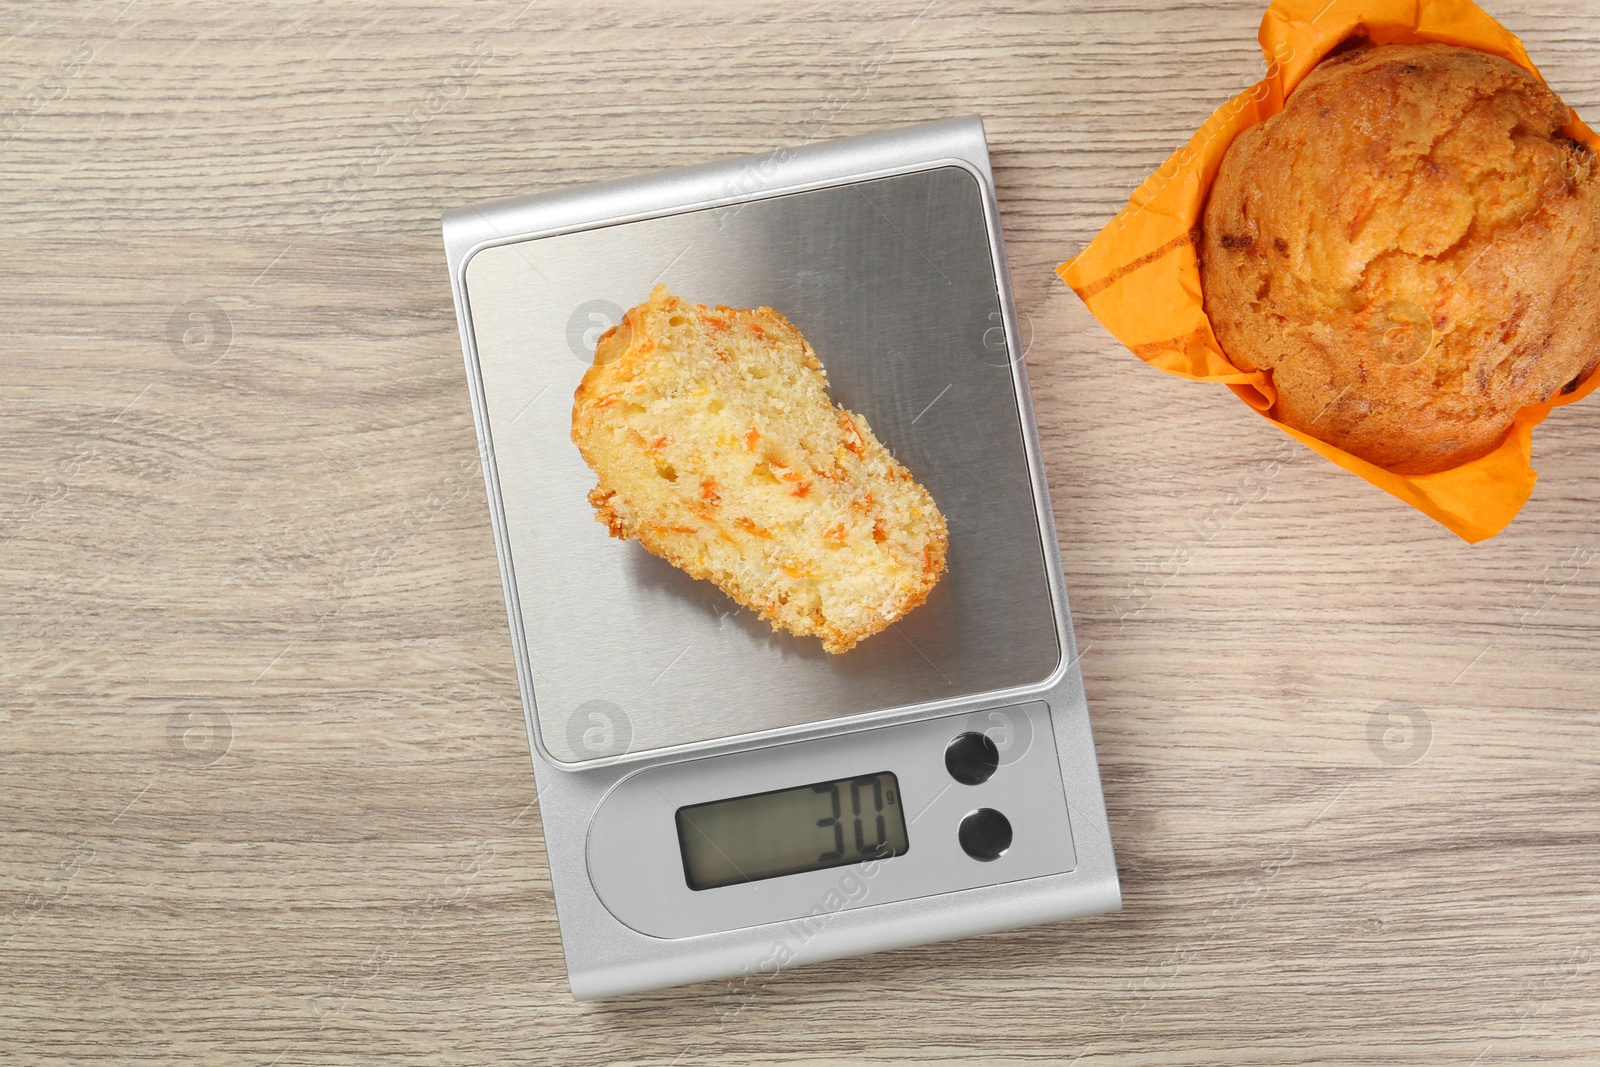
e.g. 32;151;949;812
1057;0;1600;544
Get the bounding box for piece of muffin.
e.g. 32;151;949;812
1202;42;1600;474
571;285;947;653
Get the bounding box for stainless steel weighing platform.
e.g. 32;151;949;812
444;115;1120;999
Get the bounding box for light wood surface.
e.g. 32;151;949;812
4;1;1598;1063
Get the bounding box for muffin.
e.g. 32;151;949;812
1201;42;1600;474
572;286;948;653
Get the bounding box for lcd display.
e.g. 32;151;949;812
676;772;909;891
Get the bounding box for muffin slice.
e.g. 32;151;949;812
571;285;947;653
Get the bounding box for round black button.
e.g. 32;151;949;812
944;731;1000;785
958;808;1013;861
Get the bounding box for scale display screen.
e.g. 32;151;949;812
676;772;910;891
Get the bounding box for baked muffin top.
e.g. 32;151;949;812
1202;42;1600;474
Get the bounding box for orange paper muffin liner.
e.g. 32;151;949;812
1057;0;1600;544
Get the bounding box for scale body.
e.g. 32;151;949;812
443;116;1120;999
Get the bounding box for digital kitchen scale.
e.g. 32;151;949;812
443;116;1120;999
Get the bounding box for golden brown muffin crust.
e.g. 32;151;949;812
1201;42;1600;474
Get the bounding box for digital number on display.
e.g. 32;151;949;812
676;772;910;891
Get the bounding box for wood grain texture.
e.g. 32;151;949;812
3;1;1597;1063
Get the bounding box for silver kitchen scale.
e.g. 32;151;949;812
443;115;1120;999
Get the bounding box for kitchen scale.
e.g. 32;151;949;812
443;115;1120;999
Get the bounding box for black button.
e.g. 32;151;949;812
944;731;1000;785
958;808;1012;861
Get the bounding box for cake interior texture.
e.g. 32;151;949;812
571;285;948;653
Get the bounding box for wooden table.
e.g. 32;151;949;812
4;1;1597;1062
